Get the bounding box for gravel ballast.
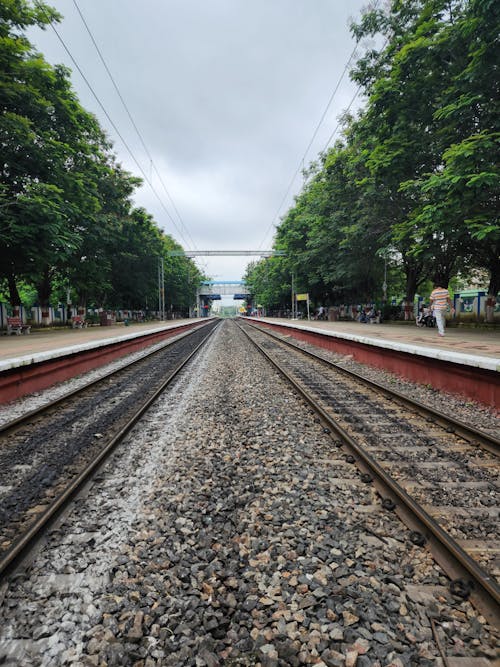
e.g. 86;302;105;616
0;321;498;666
263;326;500;437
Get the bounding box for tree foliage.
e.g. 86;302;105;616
0;1;203;316
246;0;499;311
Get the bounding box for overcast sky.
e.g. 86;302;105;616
29;0;369;295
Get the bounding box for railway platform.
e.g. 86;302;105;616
2;317;497;366
0;319;196;365
254;317;500;362
0;319;207;404
0;317;498;408
249;317;500;409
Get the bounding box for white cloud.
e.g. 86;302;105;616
29;0;368;283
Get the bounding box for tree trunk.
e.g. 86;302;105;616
487;261;500;300
7;269;21;316
485;256;500;323
77;292;86;317
404;265;419;302
485;295;496;323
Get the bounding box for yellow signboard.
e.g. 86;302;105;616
296;293;309;301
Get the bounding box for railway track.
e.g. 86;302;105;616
0;319;219;579
237;319;500;626
0;319;498;665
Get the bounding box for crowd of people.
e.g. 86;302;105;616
310;305;382;323
357;306;382;324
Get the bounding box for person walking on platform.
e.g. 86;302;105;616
429;280;454;337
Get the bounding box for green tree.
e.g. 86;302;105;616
0;0;63;307
259;0;498;314
0;2;202;321
349;1;461;297
244;256;292;313
66;163;141;310
352;0;498;295
0;1;114;319
400;0;500;296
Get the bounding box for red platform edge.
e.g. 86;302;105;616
254;321;499;411
0;322;203;405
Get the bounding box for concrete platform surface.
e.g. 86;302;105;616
0;320;199;370
0;317;498;408
253;318;500;372
1;317;498;371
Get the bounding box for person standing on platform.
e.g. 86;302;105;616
429;281;454;337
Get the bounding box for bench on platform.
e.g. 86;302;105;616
71;316;87;329
6;317;31;335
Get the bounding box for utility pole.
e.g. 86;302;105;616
291;272;295;319
383;254;388;303
161;258;165;321
158;258;165;320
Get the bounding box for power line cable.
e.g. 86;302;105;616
72;0;199;253
257;41;359;250
321;87;361;153
293;43;359;181
33;0;193;251
259;0;385;251
321;36;390;153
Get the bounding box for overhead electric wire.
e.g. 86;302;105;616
71;0;199;253
321;36;390;153
291;42;359;182
259;0;385;251
33;0;194;251
257;40;359;250
321;86;361;152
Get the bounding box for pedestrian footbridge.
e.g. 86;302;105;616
198;281;250;300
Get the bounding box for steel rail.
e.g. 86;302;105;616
237;320;500;627
244;320;500;456
0;321;219;582
0;321;213;437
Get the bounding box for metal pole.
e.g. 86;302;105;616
383;255;387;303
161;258;165;321
291;272;295;319
158;260;161;318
